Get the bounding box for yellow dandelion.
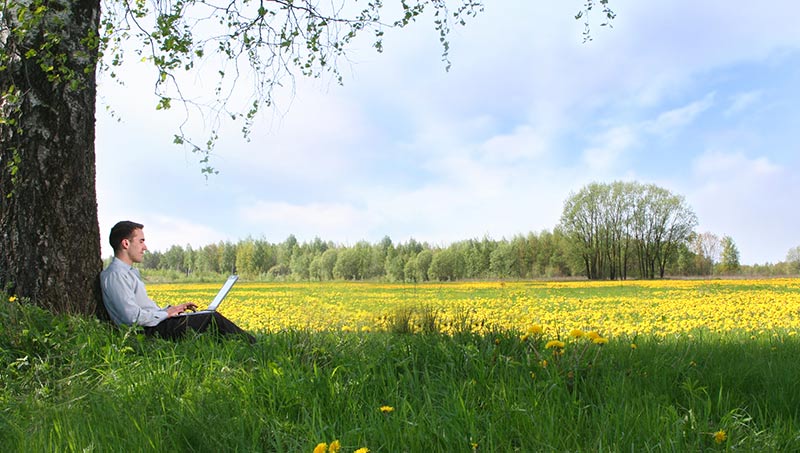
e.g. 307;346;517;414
519;333;529;342
592;337;608;345
313;443;328;453
586;331;601;340
569;329;584;338
527;324;543;335
713;430;727;444
630;343;637;350
8;295;17;303
539;359;548;368
380;405;394;413
545;340;565;349
354;449;370;453
329;440;341;453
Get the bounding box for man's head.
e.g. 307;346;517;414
109;221;147;264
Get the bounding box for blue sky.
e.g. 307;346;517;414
95;0;800;265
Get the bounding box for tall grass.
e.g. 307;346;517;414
2;299;800;452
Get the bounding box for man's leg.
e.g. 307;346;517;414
145;313;255;343
144;316;190;340
208;312;256;343
198;312;255;343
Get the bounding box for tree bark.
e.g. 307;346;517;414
1;0;104;316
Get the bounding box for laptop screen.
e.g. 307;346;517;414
206;275;239;311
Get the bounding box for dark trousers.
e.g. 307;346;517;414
144;312;255;343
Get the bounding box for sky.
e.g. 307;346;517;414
95;0;800;265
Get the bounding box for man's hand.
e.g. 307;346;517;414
167;302;199;317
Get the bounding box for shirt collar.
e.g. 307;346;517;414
110;257;136;271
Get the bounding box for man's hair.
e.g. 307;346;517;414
109;221;144;252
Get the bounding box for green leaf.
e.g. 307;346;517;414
156;98;172;110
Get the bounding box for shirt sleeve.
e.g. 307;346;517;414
100;267;168;327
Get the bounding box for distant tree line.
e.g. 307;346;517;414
124;181;798;281
135;231;573;282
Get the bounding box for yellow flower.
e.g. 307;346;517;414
713;430;727;444
527;324;543;335
586;331;601;340
569;329;584;338
592;337;608;345
539;359;548;368
380;405;394;413
545;340;565;349
8;295;17;303
329;440;341;453
313;443;328;453
519;333;529;342
630;343;637;349
354;448;370;453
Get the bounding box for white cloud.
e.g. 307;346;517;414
689;150;792;264
644;93;715;136
692;150;781;178
359;167;572;245
145;216;230;252
724;90;763;117
479;125;549;162
582;126;637;172
217;80;371;183
98;214;229;257
238;201;370;242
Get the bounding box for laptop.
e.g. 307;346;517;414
177;275;239;316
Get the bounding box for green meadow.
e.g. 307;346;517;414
2;283;800;452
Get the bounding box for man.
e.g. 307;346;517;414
100;220;255;343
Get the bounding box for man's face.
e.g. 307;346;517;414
124;228;148;263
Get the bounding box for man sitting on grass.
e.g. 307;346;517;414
100;220;255;343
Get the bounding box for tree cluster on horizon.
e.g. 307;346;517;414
130;181;791;282
133;227;797;282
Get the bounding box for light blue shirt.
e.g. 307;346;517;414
100;257;169;327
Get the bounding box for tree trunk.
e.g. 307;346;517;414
1;0;104;316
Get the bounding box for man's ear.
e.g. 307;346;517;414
121;239;129;249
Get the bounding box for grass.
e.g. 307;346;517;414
2;294;800;452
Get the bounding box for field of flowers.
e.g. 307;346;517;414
148;278;800;338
